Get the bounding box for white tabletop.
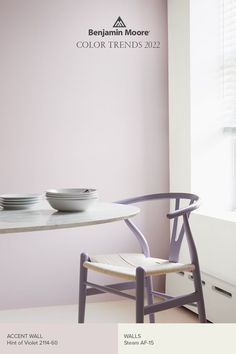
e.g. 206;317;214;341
0;202;140;234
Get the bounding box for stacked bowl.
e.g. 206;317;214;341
0;194;43;210
46;189;98;212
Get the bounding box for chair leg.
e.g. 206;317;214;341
146;276;155;323
192;268;207;323
136;267;145;323
78;253;89;323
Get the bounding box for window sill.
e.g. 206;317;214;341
194;208;236;223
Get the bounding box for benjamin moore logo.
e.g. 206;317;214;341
113;16;126;28
88;17;149;37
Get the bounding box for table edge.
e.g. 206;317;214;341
0;206;140;235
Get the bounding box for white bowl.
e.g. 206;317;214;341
46;189;97;197
46;190;98;197
46;197;98;212
45;194;98;200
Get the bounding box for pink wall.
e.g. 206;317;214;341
0;0;169;309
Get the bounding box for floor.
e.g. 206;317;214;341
0;300;199;323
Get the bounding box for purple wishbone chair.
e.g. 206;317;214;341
78;193;206;323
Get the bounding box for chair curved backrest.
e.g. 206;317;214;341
116;193;200;265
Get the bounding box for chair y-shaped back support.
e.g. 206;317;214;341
79;193;206;323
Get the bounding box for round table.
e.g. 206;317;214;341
0;201;140;234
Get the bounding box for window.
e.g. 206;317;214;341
223;0;236;130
